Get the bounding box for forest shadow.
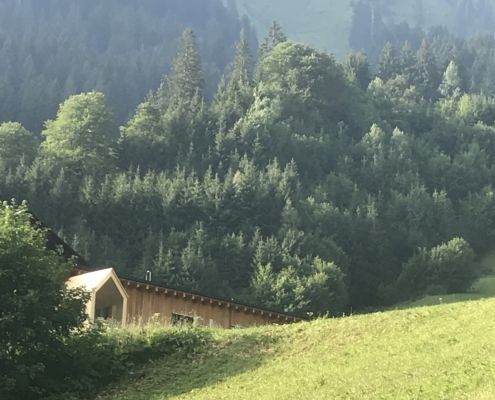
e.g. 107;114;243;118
95;330;281;400
392;276;495;311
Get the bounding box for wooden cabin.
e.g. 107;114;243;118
31;212;307;328
70;266;306;328
67;268;128;325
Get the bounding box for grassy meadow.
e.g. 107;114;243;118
96;282;495;399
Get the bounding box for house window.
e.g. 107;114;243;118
172;313;194;326
95;306;112;319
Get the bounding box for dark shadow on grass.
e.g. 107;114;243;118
96;330;281;400
384;276;495;312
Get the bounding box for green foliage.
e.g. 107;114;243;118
250;257;347;316
41;91;117;177
0;0;252;132
342;50;372;90
52;322;211;399
414;39;441;100
0;122;39;170
0;201;88;400
256;41;351;129
379;43;400;82
257;21;287;62
439;61;462;99
164;29;205;108
5;23;495;323
397;238;478;300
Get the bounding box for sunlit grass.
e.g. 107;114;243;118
96;296;495;400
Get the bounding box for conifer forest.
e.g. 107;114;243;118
3;0;495;316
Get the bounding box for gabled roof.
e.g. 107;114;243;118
67;268;128;299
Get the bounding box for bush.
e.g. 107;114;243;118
397;237;479;300
38;322;212;399
0;201;89;400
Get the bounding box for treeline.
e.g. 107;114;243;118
350;0;495;95
3;21;495;315
0;0;257;133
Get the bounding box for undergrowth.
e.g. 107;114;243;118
40;321;211;400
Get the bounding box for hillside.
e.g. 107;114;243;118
0;0;253;132
96;293;495;400
227;0;495;58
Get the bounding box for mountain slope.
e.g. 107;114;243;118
228;0;495;58
96;294;495;400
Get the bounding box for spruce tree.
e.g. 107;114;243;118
230;29;255;87
214;30;255;130
415;39;441;100
258;21;287;62
165;28;205;107
343;50;372;90
379;43;400;82
400;41;417;86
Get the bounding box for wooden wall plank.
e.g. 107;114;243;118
123;280;299;329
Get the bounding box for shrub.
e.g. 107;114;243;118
0;201;89;400
397;237;479;300
38;322;212;399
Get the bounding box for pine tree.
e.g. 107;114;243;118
165;28;205;107
343;50;372;90
379;43;400;82
258;21;287;62
230;29;255;87
214;29;255;129
400;41;417;86
415;39;441;100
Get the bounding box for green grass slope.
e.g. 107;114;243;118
397;275;495;309
97;294;495;400
227;0;495;58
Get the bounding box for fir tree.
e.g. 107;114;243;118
400;41;417;86
415;39;441;100
164;28;205;107
379;43;400;82
230;29;255;87
258;21;287;62
343;50;372;90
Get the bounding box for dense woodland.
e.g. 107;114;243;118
0;0;257;133
3;1;495;317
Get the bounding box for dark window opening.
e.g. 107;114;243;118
96;306;112;319
172;313;194;326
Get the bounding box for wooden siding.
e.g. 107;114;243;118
122;280;300;328
70;269;304;329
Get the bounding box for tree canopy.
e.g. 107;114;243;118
1;23;494;318
0;201;88;399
